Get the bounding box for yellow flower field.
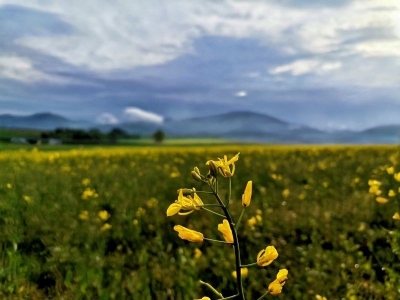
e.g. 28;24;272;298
0;145;399;299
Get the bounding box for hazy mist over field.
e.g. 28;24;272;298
1;0;400;131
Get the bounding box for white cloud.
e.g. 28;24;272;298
96;113;119;125
269;59;342;76
0;0;396;71
0;55;55;82
235;91;247;97
0;0;398;91
123;107;164;124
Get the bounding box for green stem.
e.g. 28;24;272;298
235;207;246;231
199;280;223;298
226;177;232;206
204;238;232;244
195;191;214;194
257;291;270;300
240;262;258;268
199;204;223;207
219;294;239;300
208;183;245;300
202;207;226;218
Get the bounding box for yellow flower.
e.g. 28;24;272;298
23;195;32;203
211;153;240;178
268;282;282;295
316;295;328;300
387;167;395;174
166;189;203;216
389;189;396;197
375;197;389;204
98;210;110;221
268;269;288;295
79;210;89;220
199;297;211;300
368;179;381;186
242;181;252;207
232;267;248;278
100;223;112;231
393;212;400;220
174;225;204;243
82;178;91;186
6;183;12;189
194;248;202;259
218;219;234;243
282;189;290;198
257;246;278;267
395;173;400;182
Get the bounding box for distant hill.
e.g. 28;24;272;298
0;113;90;130
2;111;400;144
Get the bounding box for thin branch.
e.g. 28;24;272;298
202;207;226;218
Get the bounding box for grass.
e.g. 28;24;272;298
0;145;400;299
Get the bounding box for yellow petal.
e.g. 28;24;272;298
393;212;400;220
167;203;182;216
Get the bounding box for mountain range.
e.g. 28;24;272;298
1;111;400;144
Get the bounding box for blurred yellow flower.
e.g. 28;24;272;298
132;219;138;225
174;225;204;243
79;210;89;220
257;246;278;267
81;187;99;199
100;223;112;231
393;212;400;220
387;167;395;174
389;189;396;197
218;219;234;243
199;297;211;300
375;197;389;204
98;210;110;221
167;189;203;216
82;178;91;186
23;195;32;203
282;189;290;198
194;248;202;259
6;183;12;189
395;173;400;182
232;267;248;278
242;181;252;207
316;295;328;300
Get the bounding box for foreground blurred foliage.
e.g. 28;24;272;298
0;145;400;299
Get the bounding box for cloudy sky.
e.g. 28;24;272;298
0;0;399;130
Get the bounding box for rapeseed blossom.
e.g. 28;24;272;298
257;246;278;267
210;153;240;178
218;219;234;243
174;225;204;243
166;189;203;216
242;181;252;207
268;269;288;295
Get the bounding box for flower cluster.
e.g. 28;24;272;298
166;153;288;299
368;166;400;220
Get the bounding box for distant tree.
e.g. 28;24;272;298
108;128;128;142
153;130;165;143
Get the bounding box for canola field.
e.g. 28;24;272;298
1;145;400;299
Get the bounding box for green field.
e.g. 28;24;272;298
0;145;400;299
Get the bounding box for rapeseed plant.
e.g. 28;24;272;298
167;153;288;299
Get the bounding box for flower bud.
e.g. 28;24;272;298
206;160;218;178
192;171;202;182
177;188;194;196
